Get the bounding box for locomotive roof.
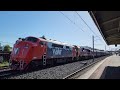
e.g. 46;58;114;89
80;46;105;52
26;36;74;47
38;37;73;47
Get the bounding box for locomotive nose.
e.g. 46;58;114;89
11;41;32;60
11;41;34;70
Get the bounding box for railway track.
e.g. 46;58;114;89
63;57;105;79
0;69;16;79
0;56;108;79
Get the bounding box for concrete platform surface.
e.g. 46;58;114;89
77;55;120;79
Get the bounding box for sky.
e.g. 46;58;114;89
0;11;119;51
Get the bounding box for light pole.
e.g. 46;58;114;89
92;35;94;62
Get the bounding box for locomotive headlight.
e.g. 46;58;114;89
24;44;29;48
24;46;29;48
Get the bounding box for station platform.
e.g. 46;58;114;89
77;55;120;79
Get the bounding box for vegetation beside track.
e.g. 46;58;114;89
0;61;9;68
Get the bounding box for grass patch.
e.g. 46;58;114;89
0;61;9;68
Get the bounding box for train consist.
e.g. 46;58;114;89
10;36;110;70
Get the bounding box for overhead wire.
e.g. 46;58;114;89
59;11;84;32
75;11;106;45
59;11;97;46
59;11;107;50
59;11;93;40
60;11;99;49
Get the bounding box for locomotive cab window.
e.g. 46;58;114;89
25;37;38;43
39;41;46;46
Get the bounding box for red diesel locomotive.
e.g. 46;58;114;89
10;36;109;71
10;36;79;70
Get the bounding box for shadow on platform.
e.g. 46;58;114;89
100;66;120;79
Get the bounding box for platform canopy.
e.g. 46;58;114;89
89;11;120;46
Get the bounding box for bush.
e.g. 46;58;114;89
3;45;12;52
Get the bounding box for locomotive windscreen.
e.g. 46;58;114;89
25;37;38;43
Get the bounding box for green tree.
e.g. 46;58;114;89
3;45;11;52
